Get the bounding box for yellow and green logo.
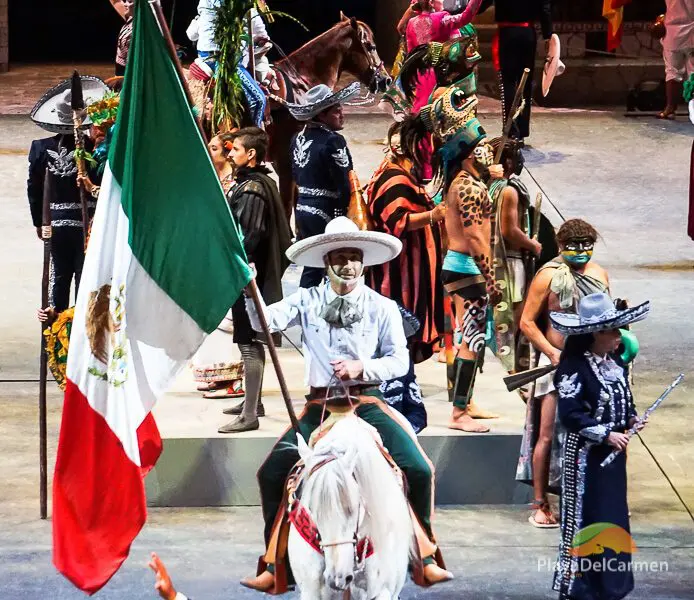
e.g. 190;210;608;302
570;523;637;557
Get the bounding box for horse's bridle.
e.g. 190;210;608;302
317;493;371;574
289;456;373;573
355;24;388;92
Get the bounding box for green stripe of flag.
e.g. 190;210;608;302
109;0;251;333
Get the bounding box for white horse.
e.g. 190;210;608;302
289;415;415;600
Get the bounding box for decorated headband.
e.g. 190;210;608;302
224;140;234;151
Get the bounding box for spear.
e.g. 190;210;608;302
494;68;530;164
600;374;684;468
70;71;92;247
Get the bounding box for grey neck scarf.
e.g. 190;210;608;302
319;295;363;328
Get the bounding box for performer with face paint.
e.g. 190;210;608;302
437;122;504;432
518;218;609;528
240;217;452;593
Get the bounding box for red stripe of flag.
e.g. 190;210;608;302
52;379;162;594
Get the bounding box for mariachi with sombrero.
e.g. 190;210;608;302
238;216;454;593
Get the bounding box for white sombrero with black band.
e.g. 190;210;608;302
550;293;650;336
286;82;361;121
287;216;402;268
31;76;109;134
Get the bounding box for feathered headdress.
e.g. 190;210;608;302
399;30;481;103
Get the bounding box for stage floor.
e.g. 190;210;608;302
147;323;531;507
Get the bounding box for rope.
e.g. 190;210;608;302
635;433;694;523
280;330;304;357
522;164;568;223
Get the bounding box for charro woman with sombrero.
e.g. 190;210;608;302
287;82;360;288
551;292;650;600
239;217;453;593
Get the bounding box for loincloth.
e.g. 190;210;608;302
441;250;487;299
534;352;556;398
507;254;526;304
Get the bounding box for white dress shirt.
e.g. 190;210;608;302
245;281;410;387
663;0;694;51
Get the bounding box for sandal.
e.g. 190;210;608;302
203;380;245;399
528;499;559;529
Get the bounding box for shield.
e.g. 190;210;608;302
542;34;565;98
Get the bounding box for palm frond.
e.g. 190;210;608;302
212;0;255;130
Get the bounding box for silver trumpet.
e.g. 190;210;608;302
600;374;684;468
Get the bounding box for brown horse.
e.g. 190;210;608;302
267;14;391;219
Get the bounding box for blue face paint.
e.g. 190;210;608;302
562;251;593;265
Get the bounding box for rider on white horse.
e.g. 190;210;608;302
240;216;453;593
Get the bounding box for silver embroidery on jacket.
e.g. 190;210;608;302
293;129;313;169
557;373;582;399
332;147;350;169
47;148;78;178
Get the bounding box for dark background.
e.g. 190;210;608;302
8;0;665;64
7;0;376;63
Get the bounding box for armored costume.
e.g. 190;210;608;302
223;164;292;433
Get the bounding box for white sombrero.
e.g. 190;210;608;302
286;82;361;121
542;34;565;98
286;216;402;268
550;293;650;336
31;76;109;134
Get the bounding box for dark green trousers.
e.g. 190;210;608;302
257;396;434;545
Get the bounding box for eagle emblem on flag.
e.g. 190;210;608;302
86;283;128;387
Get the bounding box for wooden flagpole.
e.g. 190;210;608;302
39;171;52;520
148;0;301;436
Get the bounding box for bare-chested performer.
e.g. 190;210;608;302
487;137;542;374
518;219;609;527
438;118;503;433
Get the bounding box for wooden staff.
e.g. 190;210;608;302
70;71;93;247
39;170;52;520
494;68;530;164
149;0;301;436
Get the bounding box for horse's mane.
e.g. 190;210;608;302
277;19;373;67
300;417;414;562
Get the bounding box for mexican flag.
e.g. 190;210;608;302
52;0;252;593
